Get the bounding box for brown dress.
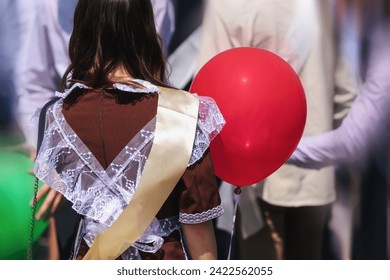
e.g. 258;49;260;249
61;87;223;260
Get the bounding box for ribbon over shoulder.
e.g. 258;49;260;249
83;87;199;260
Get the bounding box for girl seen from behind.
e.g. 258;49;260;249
34;0;225;260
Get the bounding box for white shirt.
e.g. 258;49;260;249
0;0;36;126
197;0;357;208
14;0;175;146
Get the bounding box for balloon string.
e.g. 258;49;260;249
227;187;241;260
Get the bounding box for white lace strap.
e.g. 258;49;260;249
55;83;90;99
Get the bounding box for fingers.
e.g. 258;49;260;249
20;144;37;160
35;188;57;220
42;192;64;221
51;192;64;216
36;183;50;202
47;218;60;260
21;144;37;160
35;184;63;220
28;146;37;161
32;183;64;220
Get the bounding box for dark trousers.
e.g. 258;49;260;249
54;200;80;259
237;199;331;260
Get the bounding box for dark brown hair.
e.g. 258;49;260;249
61;0;168;90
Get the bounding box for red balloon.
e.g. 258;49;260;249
190;47;306;186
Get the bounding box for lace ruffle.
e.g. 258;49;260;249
113;80;159;93
188;96;226;166
179;205;225;224
55;79;160;99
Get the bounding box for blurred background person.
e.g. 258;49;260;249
289;0;390;259
0;0;15;133
196;0;358;259
0;0;51;260
0;0;35;139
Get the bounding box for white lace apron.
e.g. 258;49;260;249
34;80;225;259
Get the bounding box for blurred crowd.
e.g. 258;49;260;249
0;0;389;260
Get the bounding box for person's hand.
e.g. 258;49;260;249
7;143;64;219
33;183;64;220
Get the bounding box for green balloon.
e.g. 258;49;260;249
0;151;49;259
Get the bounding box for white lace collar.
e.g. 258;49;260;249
55;79;160;99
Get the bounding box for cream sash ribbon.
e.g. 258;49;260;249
83;87;199;260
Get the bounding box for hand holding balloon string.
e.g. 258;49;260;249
13;144;65;220
32;183;64;220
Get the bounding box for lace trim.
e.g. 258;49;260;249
113;80;159;93
55;83;90;98
55;80;160;99
188;97;225;166
179;205;224;224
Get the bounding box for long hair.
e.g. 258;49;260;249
61;0;168;90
